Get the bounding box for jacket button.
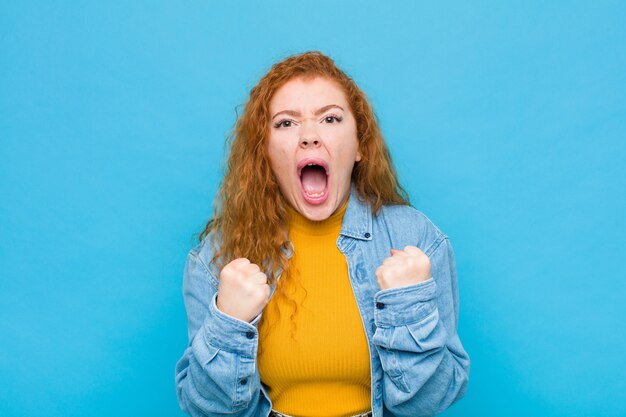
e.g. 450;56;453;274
364;232;371;238
246;331;255;339
240;378;248;385
376;302;385;309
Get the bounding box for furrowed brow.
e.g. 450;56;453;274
272;104;344;120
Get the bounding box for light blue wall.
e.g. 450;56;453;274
1;1;624;416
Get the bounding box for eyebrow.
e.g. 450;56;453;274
271;104;345;120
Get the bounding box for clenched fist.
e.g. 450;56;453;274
216;258;270;323
375;245;432;291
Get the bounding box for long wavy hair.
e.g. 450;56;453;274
197;50;410;346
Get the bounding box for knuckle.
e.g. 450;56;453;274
225;258;248;273
219;267;234;281
235;258;251;268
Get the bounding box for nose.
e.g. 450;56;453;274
300;136;321;148
300;118;322;149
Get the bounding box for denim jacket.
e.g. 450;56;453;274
175;182;470;417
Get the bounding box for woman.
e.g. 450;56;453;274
174;51;470;417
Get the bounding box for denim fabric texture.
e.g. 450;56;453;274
175;182;471;417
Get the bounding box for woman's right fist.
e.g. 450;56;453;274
215;258;270;323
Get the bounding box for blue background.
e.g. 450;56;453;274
1;1;624;416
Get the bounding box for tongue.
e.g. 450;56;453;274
301;166;327;194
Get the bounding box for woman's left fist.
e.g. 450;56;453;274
375;245;432;291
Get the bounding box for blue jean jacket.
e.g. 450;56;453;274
175;183;471;416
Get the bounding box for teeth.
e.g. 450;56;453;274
302;162;328;175
307;191;324;197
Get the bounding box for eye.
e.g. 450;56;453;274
273;119;293;129
324;114;343;124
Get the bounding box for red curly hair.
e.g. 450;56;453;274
197;50;410;345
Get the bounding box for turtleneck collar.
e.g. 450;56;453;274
286;197;349;236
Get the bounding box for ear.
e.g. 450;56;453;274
355;148;362;162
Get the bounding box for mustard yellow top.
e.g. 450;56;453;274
257;198;372;416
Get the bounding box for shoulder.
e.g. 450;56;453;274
376;203;448;256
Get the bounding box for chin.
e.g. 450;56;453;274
300;198;337;221
303;210;330;222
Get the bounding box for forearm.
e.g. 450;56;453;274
371;241;471;417
176;292;266;416
372;300;469;416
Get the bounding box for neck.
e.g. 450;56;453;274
286;198;348;236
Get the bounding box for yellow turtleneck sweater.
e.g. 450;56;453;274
257;198;372;417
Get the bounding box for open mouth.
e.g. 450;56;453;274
298;159;329;205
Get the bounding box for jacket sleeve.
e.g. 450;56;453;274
371;236;470;417
174;247;266;416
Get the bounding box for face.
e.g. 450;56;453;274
267;76;362;221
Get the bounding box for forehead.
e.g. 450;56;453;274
269;76;348;111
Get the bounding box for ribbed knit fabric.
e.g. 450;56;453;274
257;198;372;416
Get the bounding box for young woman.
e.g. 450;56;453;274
175;51;470;417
